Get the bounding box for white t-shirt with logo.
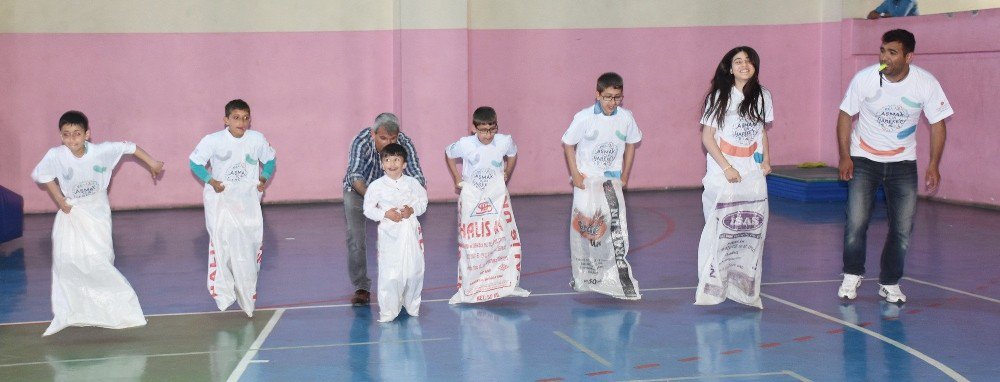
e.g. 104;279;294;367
445;134;517;189
561;105;642;178
840;64;953;162
32;141;136;200
701;87;774;174
189;129;276;184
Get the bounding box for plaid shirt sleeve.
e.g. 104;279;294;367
398;132;426;187
343;128;372;191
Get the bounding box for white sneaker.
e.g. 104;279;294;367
879;284;907;303
838;274;862;299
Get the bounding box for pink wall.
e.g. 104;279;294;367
3;9;998;212
1;32;396;212
469;25;826;194
820;9;1000;206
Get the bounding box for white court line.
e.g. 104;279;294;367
762;293;969;382
904;277;1000;304
624;369;811;382
0;337;451;368
226;308;285;382
0;279;844;327
553;330;612;367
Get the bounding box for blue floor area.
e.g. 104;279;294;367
2;190;999;381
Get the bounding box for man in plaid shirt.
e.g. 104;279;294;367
343;112;425;305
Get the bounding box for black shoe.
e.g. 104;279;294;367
351;289;371;306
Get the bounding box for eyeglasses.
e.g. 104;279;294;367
474;122;498;134
600;95;624;102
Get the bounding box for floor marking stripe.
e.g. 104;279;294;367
904;277;1000;304
227;308;284;382
0;279;847;327
553;331;612;368
762;293;969;382
0;337;450;368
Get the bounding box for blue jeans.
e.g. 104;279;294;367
843;157;917;285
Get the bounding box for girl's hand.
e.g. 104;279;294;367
724;167;742;183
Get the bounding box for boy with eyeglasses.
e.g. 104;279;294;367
189;99;276;317
32;110;164;335
445;106;529;304
562;72;643;300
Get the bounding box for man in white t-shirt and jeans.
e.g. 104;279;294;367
836;29;953;303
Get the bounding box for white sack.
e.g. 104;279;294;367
377;214;425;322
696;171;769;308
44;194;145;336
449;178;529;304
569;177;640;300
204;181;263;317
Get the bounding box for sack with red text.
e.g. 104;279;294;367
204;181;263;317
45;193;146;336
569;177;640;300
696;171;768;308
449;177;529;304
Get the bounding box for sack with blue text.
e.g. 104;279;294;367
696;172;768;308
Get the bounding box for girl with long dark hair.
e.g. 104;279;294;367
695;46;773;308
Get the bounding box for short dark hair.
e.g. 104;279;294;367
380;143;408;162
225;99;251;117
596;72;624;93
58;110;89;131
882;29;915;54
472;106;497;125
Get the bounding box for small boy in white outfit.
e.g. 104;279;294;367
363;143;428;322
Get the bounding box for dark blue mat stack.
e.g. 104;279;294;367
0;186;24;244
767;165;882;202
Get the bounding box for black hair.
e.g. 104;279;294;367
702;46;766;128
58;110;89;132
596;72;624;93
882;29;915;54
225;99;251;117
380;143;408;162
472;106;497;125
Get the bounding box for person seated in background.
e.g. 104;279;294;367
867;0;918;19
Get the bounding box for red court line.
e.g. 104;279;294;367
760;342;781;349
536;378;564;382
634;363;660;369
721;349;743;355
678;356;700;362
793;336;814;342
586;370;613;376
